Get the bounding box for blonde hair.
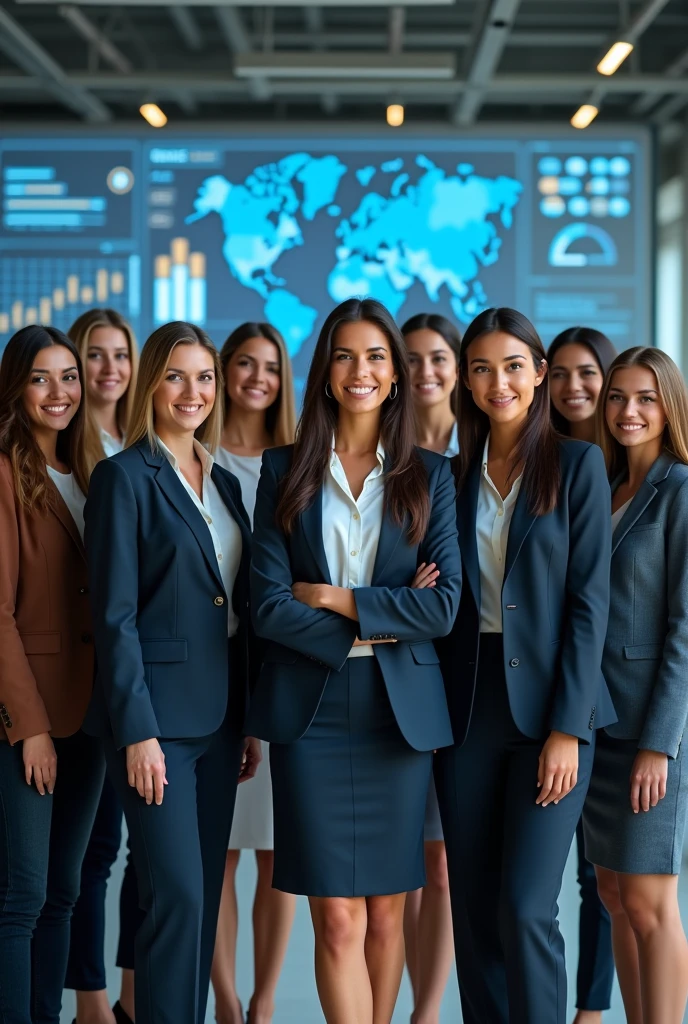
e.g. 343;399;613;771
219;322;296;446
68;308;139;465
597;347;688;479
126;322;224;452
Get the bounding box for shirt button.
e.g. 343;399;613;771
352;513;360;520
497;509;504;517
206;517;212;525
214;596;225;606
351;550;358;557
218;553;223;561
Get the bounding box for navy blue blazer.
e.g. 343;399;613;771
438;439;617;745
244;445;462;752
83;441;252;750
604;453;688;757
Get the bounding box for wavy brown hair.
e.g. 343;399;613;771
68;307;139;464
456;307;560;516
220;322;296;446
277;298;430;544
0;325;90;512
126;321;224;453
597;347;688;479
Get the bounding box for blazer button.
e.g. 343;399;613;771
214;596;225;606
79;587;89;595
509;658;520;668
81;633;92;644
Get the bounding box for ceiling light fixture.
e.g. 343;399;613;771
597;40;634;76
386;103;404;127
139;103;167;127
570;103;599;129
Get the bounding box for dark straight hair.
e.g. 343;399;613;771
456;307;560;517
547;326;618;435
0;325;90;511
277;298;430;544
401;312;462;415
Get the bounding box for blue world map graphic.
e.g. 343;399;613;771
185;153;523;356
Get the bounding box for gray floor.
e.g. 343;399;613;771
59;832;688;1023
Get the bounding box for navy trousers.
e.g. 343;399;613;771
435;635;596;1024
575;820;614;1011
64;775;142;991
0;732;104;1024
104;720;243;1024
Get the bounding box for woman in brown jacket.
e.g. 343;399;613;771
0;325;104;1024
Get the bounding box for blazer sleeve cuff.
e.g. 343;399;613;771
637;727;681;760
112;705;161;751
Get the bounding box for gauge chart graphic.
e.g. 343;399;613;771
0;254;141;342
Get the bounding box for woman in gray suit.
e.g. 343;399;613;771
583;347;688;1024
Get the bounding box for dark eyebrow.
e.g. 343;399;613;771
33;366;77;373
552;362;597;371
333;345;387;354
167;366;215;374
88;344;129;352
609;387;658;395
469;354;525;365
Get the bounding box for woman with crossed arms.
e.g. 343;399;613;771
435;307;615;1024
84;321;260;1024
583;347;688;1024
245;298;461;1024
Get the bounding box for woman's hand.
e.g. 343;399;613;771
536;730;579;806
126;738;167;806
291;582;327;608
23;732;57;795
238;736;262;783
630;749;668;813
411;562;439;589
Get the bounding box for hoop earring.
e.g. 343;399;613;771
389;382;398;400
325;382;333;398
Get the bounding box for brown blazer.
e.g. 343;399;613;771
0;453;94;744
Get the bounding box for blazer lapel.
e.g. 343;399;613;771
612;451;675;553
152;454;226;593
371;508;405;585
49;486;86;561
503;483;536;582
300;488;332;585
456;456;481;607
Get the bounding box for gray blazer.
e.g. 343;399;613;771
604;451;688;757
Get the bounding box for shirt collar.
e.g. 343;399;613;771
445;421;459;458
481;433;523;496
156;435;214;476
329;434;386;474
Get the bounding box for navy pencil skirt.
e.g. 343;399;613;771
270;655;431;897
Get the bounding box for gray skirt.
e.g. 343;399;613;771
583;729;688;875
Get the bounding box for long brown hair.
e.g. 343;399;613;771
0;325;90;511
126;322;224;453
68;307;139;464
547;326;617;435
219;322;296;446
401;311;462;416
456;307;560;516
597;347;688;479
277;298;430;544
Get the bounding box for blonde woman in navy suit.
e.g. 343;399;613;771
583;348;688;1024
435;308;615;1024
245;299;461;1024
401;312;461;1024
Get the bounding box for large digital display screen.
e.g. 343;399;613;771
0;131;651;388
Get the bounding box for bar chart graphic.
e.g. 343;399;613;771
153;237;207;325
0;255;141;342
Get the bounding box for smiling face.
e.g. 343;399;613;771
464;331;546;428
85;325;132;410
406;328;458;411
328;320;398;416
152;342;217;438
225;335;281;414
549;343;603;425
606;365;667;454
22;344;82;437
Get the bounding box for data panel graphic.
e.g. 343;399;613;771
0;132;651;378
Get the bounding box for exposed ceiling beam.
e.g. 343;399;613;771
633;44;688;114
16;0;455;5
651;93;688;123
233;52;455;80
58;5;132;73
388;6;405;55
0;6;110;120
215;6;270;100
168;5;203;51
453;0;523;125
